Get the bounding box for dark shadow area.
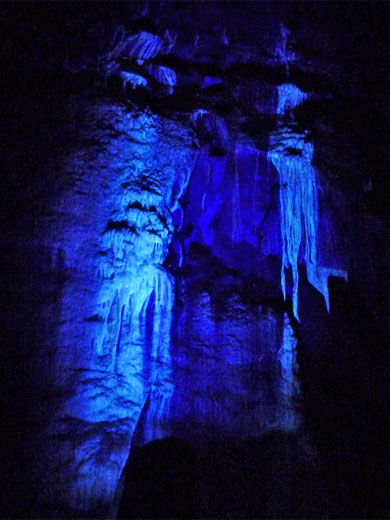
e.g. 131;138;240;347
118;433;326;519
297;275;390;519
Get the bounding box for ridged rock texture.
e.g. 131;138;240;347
1;2;390;519
29;101;197;515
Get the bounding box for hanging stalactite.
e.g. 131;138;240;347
269;84;347;320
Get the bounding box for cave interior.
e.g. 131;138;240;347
1;1;390;518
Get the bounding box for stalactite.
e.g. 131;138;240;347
276;84;307;115
142;272;175;444
34;105;197;516
126;31;163;65
120;71;148;93
145;63;177;94
269;85;347;320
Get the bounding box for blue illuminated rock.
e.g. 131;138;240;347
120;71;148;92
176;145;281;283
34;99;197;515
32;37;347;520
130;246;302;447
167;285;301;440
269;84;347;320
126;31;164;65
145;63;177;93
4;3;385;518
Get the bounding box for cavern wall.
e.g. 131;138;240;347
28;99;196;515
2;2;390;519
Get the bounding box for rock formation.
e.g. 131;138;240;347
1;2;389;518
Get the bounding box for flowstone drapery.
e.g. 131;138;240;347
269;84;347;320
